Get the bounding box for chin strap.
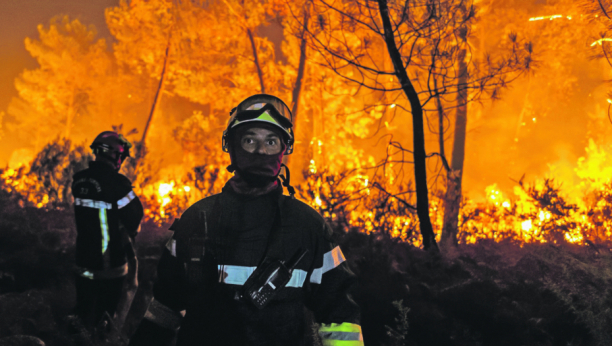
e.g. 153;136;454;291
279;164;296;198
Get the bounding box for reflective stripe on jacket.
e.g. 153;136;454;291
132;183;362;346
72;161;144;273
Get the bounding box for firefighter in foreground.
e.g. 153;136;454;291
72;131;144;330
129;94;363;345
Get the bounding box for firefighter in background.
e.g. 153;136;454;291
72;131;144;330
129;94;363;346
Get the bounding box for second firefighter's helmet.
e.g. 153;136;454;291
222;94;294;154
90;131;132;160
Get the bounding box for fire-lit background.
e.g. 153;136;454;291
2;0;612;247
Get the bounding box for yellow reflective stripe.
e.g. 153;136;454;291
320;322;362;333
144;298;183;331
321;340;364;346
99;208;109;254
319;323;364;346
256;111;280;125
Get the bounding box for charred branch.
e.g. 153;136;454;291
377;0;438;252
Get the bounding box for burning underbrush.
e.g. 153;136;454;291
1;139;612;344
3;138;612;249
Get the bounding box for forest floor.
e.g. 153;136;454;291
0;194;611;346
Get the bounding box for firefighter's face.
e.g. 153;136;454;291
95;149;124;171
237;126;283;155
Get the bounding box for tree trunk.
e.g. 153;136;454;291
140;37;171;153
247;27;265;93
441;8;469;250
433;75;449;171
377;0;438;252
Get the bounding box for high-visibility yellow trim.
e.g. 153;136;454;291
321;341;364;346
256;111;279;124
320;322;362;333
99;208;109;254
319;323;364;346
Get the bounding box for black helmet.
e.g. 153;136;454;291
222;94;294;154
90;131;132;160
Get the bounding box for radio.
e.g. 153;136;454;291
241;248;308;309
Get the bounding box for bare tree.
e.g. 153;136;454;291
302;0;531;251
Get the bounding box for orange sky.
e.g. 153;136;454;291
0;0;118;166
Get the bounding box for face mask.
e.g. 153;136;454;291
228;139;284;188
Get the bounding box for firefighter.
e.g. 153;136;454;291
72;131;144;330
129;94;363;346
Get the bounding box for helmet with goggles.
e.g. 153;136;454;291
222;94;294;155
90;131;132;161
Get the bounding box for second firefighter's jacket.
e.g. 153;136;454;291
131;183;363;346
72;161;144;278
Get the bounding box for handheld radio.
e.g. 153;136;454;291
241;248;308;309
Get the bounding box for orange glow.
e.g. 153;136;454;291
2;0;612;251
528;14;564;21
591;38;612;46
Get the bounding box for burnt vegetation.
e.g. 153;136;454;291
1;150;612;345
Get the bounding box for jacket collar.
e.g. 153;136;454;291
223;175;283;198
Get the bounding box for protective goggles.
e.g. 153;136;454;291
223;94;295;154
228;102;293;138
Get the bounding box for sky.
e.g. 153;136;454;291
0;0;118;165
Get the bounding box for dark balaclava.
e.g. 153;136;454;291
227;123;286;188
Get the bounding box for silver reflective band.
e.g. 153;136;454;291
75;198;112;209
310;246;346;284
320;331;363;341
165;238;177;257
218;265;307;288
117;191;136;209
144;298;183;331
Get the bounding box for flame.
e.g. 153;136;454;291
309;159;317;174
591;38;612;46
522;219;533;232
529;14;564;21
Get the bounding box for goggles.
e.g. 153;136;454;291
223;94;295;154
228;102;293;136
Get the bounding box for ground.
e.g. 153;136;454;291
0;193;611;346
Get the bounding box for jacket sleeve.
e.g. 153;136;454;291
129;225;189;345
116;178;144;239
305;221;364;346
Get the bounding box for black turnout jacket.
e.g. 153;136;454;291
130;182;363;346
72;161;143;278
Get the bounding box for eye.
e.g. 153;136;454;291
267;139;277;146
